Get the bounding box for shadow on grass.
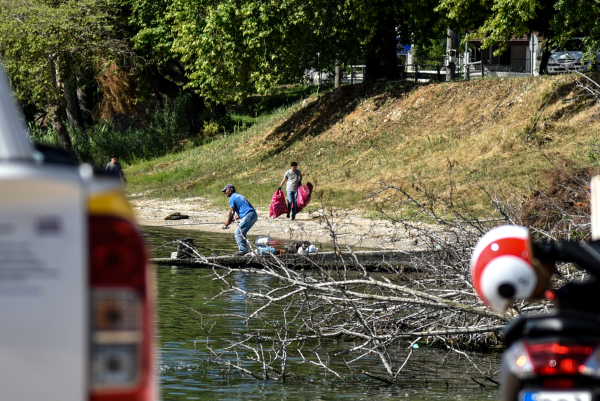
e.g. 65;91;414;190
230;84;335;118
260;81;418;158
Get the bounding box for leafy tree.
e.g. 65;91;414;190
168;0;344;101
436;0;539;53
552;0;600;62
435;0;596;74
127;0;183;99
0;0;128;151
127;0;208;126
167;0;447;101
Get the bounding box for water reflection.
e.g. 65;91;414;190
144;225;241;258
143;225;337;259
146;226;501;400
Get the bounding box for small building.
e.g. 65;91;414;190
467;33;540;76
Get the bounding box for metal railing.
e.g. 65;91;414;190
399;64;447;82
346;65;366;84
460;61;484;80
304;57;534;87
483;58;532;73
412;56;445;66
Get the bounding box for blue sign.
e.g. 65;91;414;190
397;43;411;55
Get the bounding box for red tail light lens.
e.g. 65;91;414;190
543;378;574;389
90;217;147;291
527;342;593;376
89;216;153;401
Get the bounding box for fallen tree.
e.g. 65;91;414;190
159;169;590;384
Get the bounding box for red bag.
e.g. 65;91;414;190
296;182;313;213
269;189;289;219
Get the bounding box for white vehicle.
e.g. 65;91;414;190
547;37;600;74
0;65;155;401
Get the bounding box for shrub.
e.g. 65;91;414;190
27;92;210;167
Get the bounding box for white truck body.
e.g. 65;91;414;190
0;166;88;400
0;63;89;400
0;63;154;401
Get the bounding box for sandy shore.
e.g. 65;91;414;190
130;197;417;249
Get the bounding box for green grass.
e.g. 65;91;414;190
123;75;600;218
126;103;299;203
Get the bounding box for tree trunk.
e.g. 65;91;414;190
64;80;85;130
446;27;455;82
335;62;341;88
210;101;226;120
364;0;398;83
76;72;96;127
538;46;551;75
185;91;206;135
77;86;95;126
47;57;73;152
48;97;72;152
145;64;181;100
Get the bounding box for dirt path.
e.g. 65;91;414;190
130;197;417;249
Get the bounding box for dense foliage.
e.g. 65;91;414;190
438;0;600;67
27;92;212;166
2;0;600;154
0;0;128;150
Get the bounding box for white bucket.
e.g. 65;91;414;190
255;236;271;247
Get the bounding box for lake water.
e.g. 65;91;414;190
144;226;502;400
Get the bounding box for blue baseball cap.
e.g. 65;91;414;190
221;184;235;192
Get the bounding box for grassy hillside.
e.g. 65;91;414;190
125;74;600;215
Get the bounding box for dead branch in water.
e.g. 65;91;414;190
165;169;588;384
173;180;514;384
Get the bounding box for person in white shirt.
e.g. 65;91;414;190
279;161;302;220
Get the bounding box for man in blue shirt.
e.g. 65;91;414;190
221;184;258;256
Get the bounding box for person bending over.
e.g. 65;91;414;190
222;184;258;256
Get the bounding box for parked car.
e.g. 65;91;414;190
0;63;156;401
547;37;600;74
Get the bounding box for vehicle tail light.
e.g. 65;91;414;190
505;340;596;378
89;216;153;401
543;378;574;389
527;342;593;376
505;340;535;377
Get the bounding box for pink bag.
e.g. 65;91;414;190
269;189;289;219
296;183;313;213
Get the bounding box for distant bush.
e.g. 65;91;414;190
202;120;222;137
202;114;238;137
27;122;63;148
27;93;211;167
